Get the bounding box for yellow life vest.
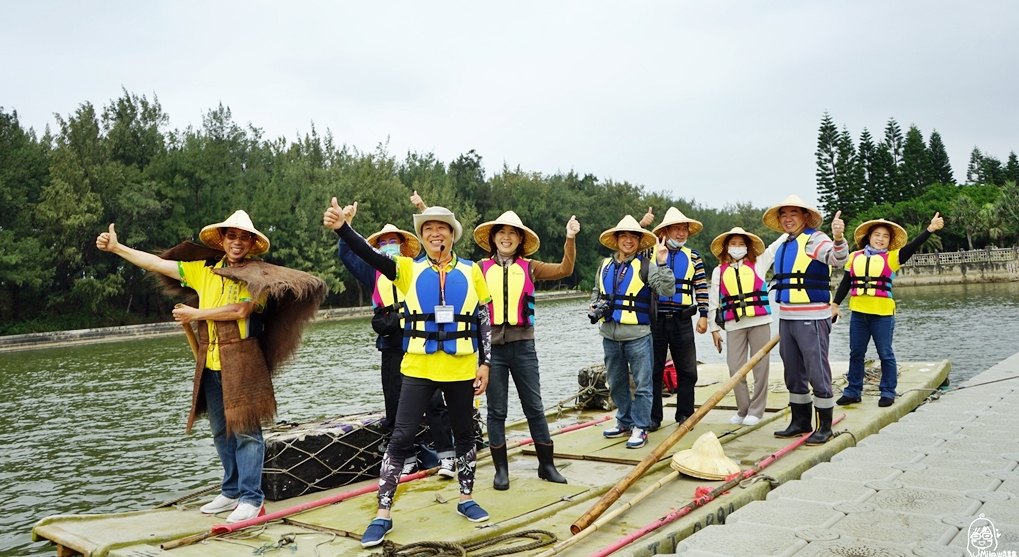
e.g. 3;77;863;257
402;257;480;356
771;230;831;304
597;256;652;325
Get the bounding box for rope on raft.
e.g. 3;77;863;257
370;529;557;557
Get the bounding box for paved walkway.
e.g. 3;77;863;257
672;352;1019;557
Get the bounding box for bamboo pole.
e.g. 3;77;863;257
570;333;780;534
585;413;846;557
174;303;199;361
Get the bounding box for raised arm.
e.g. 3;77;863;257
531;216;580;280
324;198;398;280
96;223;180;280
899;212;943;264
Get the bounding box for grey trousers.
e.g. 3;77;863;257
725;323;771;419
778;318;834;407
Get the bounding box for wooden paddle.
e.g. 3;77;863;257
570;333;780;534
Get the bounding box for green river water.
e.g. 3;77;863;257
3;282;1019;555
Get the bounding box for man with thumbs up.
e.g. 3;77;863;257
760;196;849;446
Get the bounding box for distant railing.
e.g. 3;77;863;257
903;247;1019;267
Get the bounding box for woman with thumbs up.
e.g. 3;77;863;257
831;212;945;408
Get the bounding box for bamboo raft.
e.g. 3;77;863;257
32;359;950;557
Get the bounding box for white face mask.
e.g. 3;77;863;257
728;246;748;260
666;238;685;249
379;244;401;256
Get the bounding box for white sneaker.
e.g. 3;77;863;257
225;502;263;523
625;427;648;449
200;494;238;514
729;414;744;425
400;460;419;476
438;457;456;478
741;415;761;426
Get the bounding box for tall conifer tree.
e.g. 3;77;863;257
815;112;840;218
881;118;905;202
901;125;932;197
1004;152;1019;184
857;128;880;206
927;130;954;184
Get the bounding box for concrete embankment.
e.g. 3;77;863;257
670;351;1019;556
832;247;1019;288
0;289;588;352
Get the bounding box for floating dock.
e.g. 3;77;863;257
667;353;1019;557
33;360;951;557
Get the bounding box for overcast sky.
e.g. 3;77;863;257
2;2;1017;210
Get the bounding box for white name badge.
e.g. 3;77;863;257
434;305;455;324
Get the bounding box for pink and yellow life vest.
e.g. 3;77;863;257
480;258;535;327
848;251;894;298
718;263;771;322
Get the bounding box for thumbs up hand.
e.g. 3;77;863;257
831;210;845;241
323;197;347;230
928;212;944;233
96;223;119;252
410;190;427;211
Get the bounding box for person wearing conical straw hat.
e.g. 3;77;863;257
325;199;493;547
641;207;710;431
334;207;457;480
593;215;675;450
831;212;944;408
706;227;775;427
473;210;580;490
762;195;849;446
95;210;327;524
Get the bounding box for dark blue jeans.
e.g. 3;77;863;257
486;340;552;446
203;370;265;506
844;312;897;399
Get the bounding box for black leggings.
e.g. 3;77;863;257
376;376;478;510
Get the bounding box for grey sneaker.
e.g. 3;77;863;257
438;457;456;478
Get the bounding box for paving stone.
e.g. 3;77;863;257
791;538;914;557
938;440;1015;454
830;445;923;464
998;479;1019;496
801;462;899;483
767;478;874;504
949;521;1019;551
910;541;966;557
896;468;999;492
978;499;1019;524
856;432;942;448
828;509;958;545
921;453;1015;472
675;522;799;557
868;487;979;515
725;499;840;528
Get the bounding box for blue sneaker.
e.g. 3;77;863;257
603;425;629;438
625;427;647;449
456;500;490;522
360;518;393;548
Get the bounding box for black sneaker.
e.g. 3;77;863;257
878;396;894;407
647;422;661;432
836;395;862;406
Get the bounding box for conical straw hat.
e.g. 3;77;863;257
599;215;657;251
853;219;907;251
366;224;422;258
669;431;740;480
710;227;766;259
199;210;271;256
652;207;704;237
762;195;823;233
473;211;540;256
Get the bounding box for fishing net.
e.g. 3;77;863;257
577;364;614;411
262;409;485;501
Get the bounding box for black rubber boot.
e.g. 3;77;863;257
490;443;510;491
535;442;567;484
805;406;833;446
774;402;813;438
